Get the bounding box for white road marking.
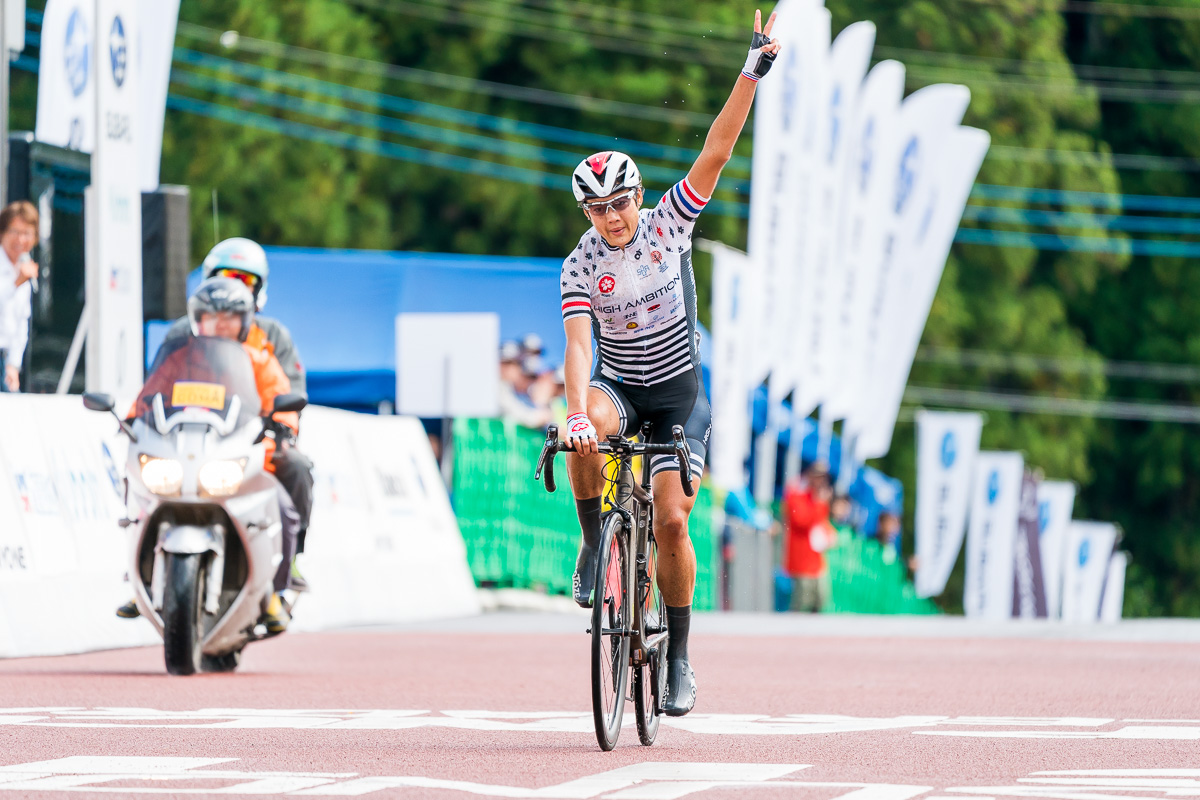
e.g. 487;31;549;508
946;768;1200;800
1;708;1196;740
0;758;932;799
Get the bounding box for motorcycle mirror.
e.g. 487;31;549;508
82;392;115;412
83;391;138;442
272;393;307;414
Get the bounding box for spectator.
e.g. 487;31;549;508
875;511;902;565
782;461;836;613
521;332;545;360
499;340;550;429
829;494;855;544
0;201;38;393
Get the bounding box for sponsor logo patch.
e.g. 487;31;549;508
651;250;663;265
598;273;616;295
626;322;638;330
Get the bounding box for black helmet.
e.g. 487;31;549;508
188;277;255;342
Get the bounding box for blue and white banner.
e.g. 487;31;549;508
796;21;875;421
709;242;754;492
1061;521;1118;623
1035;480;1076;619
1099;550;1128;623
828;60;906;425
914;410;982;598
36;0;179;190
963;451;1024;619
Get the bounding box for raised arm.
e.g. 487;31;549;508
686;9;781;199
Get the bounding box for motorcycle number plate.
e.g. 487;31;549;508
171;381;227;410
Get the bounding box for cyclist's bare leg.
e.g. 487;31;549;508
564;387;620;607
652;468;701;716
651;471;700;605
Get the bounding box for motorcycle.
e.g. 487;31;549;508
83;335;306;675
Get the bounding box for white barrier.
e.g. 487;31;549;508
0;397;478;659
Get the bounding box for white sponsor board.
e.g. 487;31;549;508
292;406;480;630
1060;521;1117;624
1034;480;1076;619
914;411;982;598
0;397;478;658
962;451;1024;619
395;312;500;418
86;0;143;404
709;242;753;491
37;0;178;189
0;757;932;800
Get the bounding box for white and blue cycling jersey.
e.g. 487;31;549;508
560;177;710;387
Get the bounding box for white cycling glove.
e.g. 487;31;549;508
741;31;777;82
566;412;597;446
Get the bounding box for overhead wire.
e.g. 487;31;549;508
915;347;1200;384
175;21;717;128
903;385;1200;423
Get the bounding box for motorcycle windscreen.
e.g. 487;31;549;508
134;336;262;429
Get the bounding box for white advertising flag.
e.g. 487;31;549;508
1035;480;1076;619
1099;550;1128;623
801;21;875;421
37;0;177;189
1061;521;1118;623
844;86;971;455
963;451;1024;619
709;242;753;491
829;60;905;427
856;123;988;460
86;0;143;403
914;410;982;598
36;0;96;152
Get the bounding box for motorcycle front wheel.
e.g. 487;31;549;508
162;553;207;676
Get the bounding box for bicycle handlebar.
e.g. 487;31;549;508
533;424;695;497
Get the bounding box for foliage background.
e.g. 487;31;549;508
13;0;1200;615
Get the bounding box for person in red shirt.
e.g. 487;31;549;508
782;462;835;613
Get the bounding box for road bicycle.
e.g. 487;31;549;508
535;422;694;751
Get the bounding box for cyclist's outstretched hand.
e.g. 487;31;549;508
742;9;781;82
566;412;599;455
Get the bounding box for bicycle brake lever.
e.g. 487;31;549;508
535;425;558;492
671;425;695;497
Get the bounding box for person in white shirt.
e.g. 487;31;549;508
0;201;39;392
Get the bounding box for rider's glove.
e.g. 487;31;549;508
566;412;597;446
741;31;777;82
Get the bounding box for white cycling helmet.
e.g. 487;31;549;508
201;237;270;310
571;151;642;202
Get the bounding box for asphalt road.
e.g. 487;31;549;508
1;612;1198;798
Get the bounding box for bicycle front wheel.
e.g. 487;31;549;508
591;513;630;751
633;530;664;745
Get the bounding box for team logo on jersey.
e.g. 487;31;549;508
598;273;616;294
626;321;638;329
647;303;661;313
651;251;663;266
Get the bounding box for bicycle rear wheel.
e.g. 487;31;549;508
633;531;665;745
591;513;630;751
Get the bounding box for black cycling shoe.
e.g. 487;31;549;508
661;658;697;717
572;544;597;609
115;599;140;619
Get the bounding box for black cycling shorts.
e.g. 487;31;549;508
590;368;709;479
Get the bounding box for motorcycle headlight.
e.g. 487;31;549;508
139;456;183;496
198;458;246;497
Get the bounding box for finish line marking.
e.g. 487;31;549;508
0;709;1194;739
944;768;1200;799
0;758;934;799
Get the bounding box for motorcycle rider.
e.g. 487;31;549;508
120;278;310;633
118;239;314;619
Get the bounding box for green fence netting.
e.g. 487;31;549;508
824;535;939;615
452;418;717;610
